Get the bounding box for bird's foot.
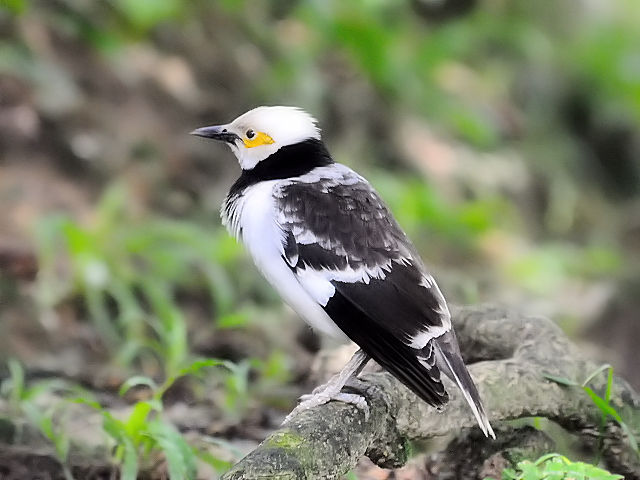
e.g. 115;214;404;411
283;386;369;424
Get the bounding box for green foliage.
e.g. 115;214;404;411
290;0;507;147
506;244;622;295
194;447;233;475
344;469;359;480
75;357;233;479
3;358;26;413
221;360;251;422
34;183;245;377
21;402;73;480
114;0;183;33
370;172;508;246
563;2;640;124
28;183;293;473
147;419;197;479
289;0;640;141
0;0;27;14
196;436;240;473
543;365;639;455
491;453;623;480
119;358;233;401
0;359;81;480
255;350;292;386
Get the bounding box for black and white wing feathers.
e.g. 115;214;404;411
274;164;494;437
275;165;449;342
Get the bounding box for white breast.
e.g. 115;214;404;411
225;181;346;339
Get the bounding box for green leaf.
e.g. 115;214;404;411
157;358;231;399
518;460;540;480
217;312;250;329
71;396;104;411
500;467;518;479
581;364;613;388
6;358;25;408
103;416;138;480
22;403;70;463
51;431;70;465
176;358;230;379
259;351;291;384
344;471;358;480
605;366;613;405
0;0;27;15
194;447;233;473
533;453;567;465
512;453;624;480
124;400;161;442
147;420;197;480
119;376;158;397
542;373;579;386
115;0;182;32
577;365;639;455
583;387;621;421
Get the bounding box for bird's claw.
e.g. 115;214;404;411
283;391;369;424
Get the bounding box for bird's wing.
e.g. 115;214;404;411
275;164;495;437
273;164;454;407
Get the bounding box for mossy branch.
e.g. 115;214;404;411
222;305;640;480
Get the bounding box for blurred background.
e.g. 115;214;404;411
0;0;639;478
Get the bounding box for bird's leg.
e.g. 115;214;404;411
283;349;370;424
304;348;370;397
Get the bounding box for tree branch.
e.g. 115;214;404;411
222;305;640;480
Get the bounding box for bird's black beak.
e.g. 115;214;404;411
190;125;239;144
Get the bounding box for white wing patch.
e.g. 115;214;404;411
409;325;450;348
407;274;452;348
294;267;336;306
293;259;400;307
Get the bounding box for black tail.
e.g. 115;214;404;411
432;332;495;438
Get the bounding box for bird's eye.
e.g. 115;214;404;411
246;129;255;139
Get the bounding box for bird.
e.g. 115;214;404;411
191;106;494;438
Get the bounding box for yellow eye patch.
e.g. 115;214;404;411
243;131;274;148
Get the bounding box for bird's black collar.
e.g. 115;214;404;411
228;138;334;196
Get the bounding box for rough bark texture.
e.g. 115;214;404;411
222;305;640;480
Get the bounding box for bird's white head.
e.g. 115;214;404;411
191;106;321;170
